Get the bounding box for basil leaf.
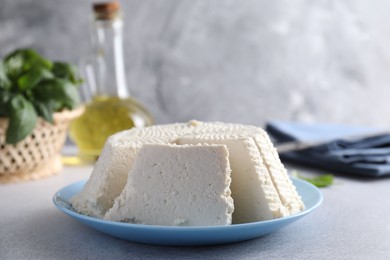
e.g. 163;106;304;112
303;174;334;187
4;49;52;80
52;62;81;84
291;170;334;188
17;67;53;91
60;81;80;109
6;94;37;144
34;78;80;110
34;101;54;124
0;61;11;90
0;90;12;116
4;51;25;80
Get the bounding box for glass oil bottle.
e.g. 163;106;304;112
68;1;153;163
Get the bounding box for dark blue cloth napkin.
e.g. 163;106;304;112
265;121;390;177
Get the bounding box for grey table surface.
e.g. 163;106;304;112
1;163;390;260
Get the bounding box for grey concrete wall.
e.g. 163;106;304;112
1;0;390;128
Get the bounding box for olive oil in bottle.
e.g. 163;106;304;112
68;1;153;163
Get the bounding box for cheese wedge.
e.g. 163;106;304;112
177;135;289;223
105;144;234;226
70;122;198;218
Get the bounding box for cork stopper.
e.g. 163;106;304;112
93;1;121;20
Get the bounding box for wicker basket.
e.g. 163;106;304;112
0;107;84;183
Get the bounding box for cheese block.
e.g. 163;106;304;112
70;120;305;224
70;122;200;218
104;144;234;226
177;135;289;223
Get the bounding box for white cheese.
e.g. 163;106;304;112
105;144;234;226
70;121;305;224
70;123;191;217
177;135;289;223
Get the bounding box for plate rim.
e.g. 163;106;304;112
53;177;323;245
53;177;323;231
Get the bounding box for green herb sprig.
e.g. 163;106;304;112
0;49;82;144
291;170;334;188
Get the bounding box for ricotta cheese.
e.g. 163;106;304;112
105;144;234;226
70;120;305;225
177;135;289;223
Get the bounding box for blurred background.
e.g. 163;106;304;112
2;0;390;127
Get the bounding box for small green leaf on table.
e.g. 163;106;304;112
291;170;334;188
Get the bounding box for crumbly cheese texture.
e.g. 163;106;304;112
70;120;305;224
105;144;234;226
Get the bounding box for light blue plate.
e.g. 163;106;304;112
53;178;322;246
